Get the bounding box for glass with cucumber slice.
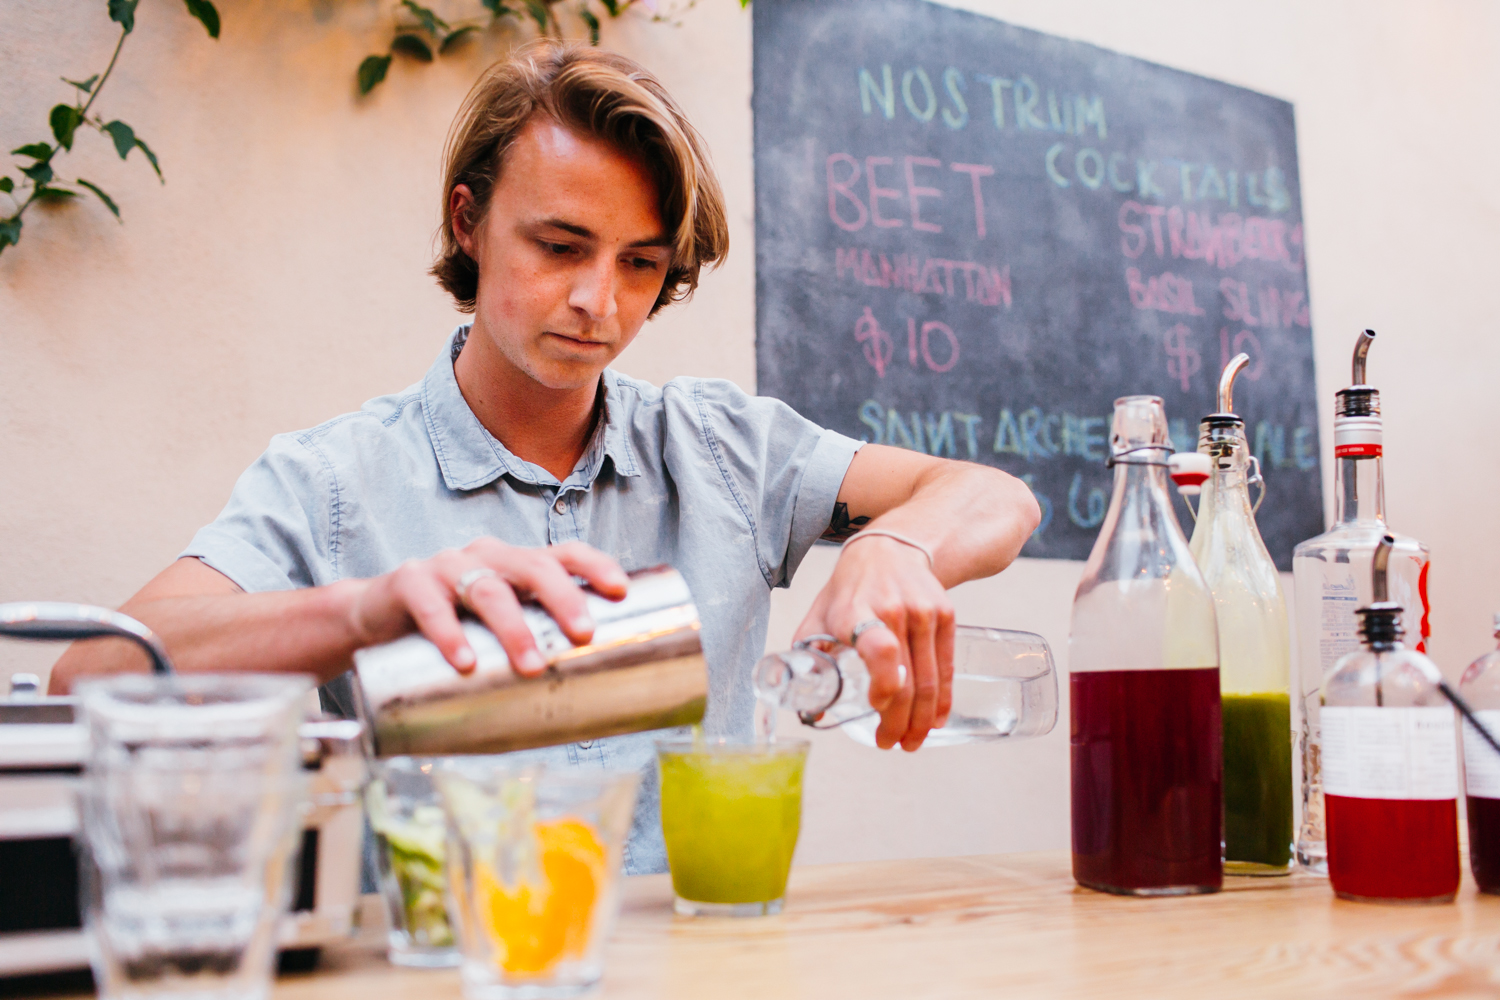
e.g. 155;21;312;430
367;758;460;967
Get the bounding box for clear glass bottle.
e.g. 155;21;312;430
1069;395;1222;896
1320;535;1457;903
1293;330;1430;874
751;626;1057;747
1186;355;1292;875
1459;614;1500;894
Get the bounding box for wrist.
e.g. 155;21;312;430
326;578;378;652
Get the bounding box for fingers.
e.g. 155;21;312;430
933;604;957;729
459;569;546;676
901;605;939;752
550;541;630;600
853;612;911;751
386;560;478;674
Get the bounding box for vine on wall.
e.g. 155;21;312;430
1;0;220;255
3;0;745;258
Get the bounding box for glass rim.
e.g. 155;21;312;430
75;671;311;703
1113;393;1165;407
655;735;810;756
433;759;641;789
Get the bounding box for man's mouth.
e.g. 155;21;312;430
547;332;608;348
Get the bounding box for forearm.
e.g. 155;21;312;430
857;462;1040;588
48;581;368;694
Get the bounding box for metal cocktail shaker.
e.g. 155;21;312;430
351;565;707;757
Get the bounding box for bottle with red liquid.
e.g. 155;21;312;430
1069;395;1222;896
1459;614;1500;894
1321;535;1459;903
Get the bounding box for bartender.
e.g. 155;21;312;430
49;40;1039;872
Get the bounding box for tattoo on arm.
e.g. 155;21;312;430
822;502;872;543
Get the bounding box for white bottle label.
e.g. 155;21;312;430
1318;576;1362;673
1463;710;1500;798
1321;706;1457;800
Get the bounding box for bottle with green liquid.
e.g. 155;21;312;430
1178;354;1293;874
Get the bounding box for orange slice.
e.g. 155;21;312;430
475;818;607;975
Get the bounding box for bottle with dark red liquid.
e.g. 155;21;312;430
1459;614;1500;894
1321;536;1459;903
1069;395;1222;896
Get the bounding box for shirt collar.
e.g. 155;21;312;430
423;325;640;492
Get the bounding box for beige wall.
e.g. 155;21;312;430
5;0;1499;865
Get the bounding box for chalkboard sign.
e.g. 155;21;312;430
753;0;1323;568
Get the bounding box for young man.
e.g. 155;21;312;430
50;42;1039;872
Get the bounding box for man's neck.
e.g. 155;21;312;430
453;332;602;483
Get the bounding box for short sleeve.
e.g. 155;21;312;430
685;379;861;589
180;432;337;593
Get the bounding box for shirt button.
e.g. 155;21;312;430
578;740;593;750
554;497;567;514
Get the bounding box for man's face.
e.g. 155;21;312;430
453;117;671;391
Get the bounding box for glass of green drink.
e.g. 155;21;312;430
656;737;809;917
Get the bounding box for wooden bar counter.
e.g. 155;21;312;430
285;852;1500;1000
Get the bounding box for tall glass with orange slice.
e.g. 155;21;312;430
436;764;639;999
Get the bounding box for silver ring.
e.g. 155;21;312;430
850;618;889;645
455;567;499;610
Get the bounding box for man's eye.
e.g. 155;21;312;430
544;242;573;255
630;257;661;270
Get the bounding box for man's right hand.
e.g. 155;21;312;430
47;539;629;694
345;539;629;677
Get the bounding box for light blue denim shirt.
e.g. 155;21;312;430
182;326;860;874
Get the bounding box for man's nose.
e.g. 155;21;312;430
569;257;618;322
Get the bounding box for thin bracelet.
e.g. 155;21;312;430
840;529;935;571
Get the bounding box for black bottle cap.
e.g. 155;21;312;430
1335;386;1380;418
1357;601;1405;651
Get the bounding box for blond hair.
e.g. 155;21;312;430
432;40;729;315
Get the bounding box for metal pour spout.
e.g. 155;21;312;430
1218;353;1250;415
1352;329;1376;386
1372;534;1393;603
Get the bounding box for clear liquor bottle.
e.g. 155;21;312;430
1292;330;1430;874
1069;395;1221;896
1187;355;1292;875
1320;536;1458;903
751;626;1057;747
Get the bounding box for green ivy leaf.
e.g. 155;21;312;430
358;54;393;94
183;0;221;38
581;7;600;44
439;26;479;53
740;0;750;7
107;0;138;32
0;177;12;193
0;215;22;252
134;137;163;182
63;74;100;93
101;120;136;159
50;104;83;151
11;143;53;161
600;0;619;14
76;178;121;220
390;33;434;62
21;160;54;185
524;0;550;32
481;0;512;15
400;0;448;36
35;185;79;200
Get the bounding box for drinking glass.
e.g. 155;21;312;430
76;673;311;1000
366;757;460;967
436;763;638;999
656;737;809;916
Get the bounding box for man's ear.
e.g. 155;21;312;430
450;184;479;257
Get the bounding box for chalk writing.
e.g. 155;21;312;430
834;248;1011;307
854;307;893;377
1125;267;1204;315
1162;324;1201;393
1119;202;1304;271
1219;279;1310;328
826;153;995;238
857;64;1106;139
1219;328;1264;381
